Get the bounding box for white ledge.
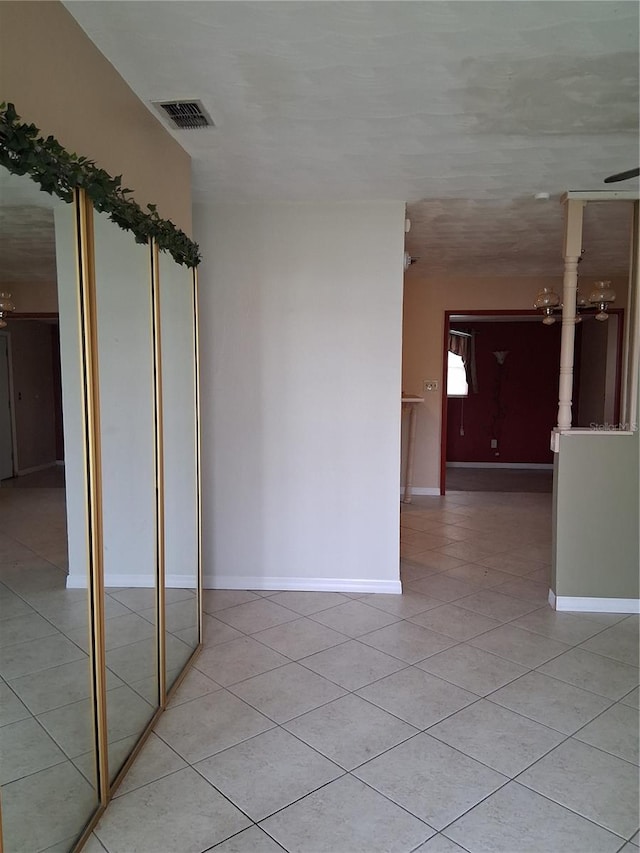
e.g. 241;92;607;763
551;427;636;452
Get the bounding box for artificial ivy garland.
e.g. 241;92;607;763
0;103;201;268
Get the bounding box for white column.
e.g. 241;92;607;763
556;200;585;430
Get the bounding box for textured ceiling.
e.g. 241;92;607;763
0;169;61;284
45;2;640;275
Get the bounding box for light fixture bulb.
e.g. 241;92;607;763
588;281;615;320
0;291;14;328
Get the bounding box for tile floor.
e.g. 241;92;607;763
81;490;639;853
0;482;198;852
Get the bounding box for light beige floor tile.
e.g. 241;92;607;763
0;716;67;784
402;531;454;553
359;621;456;664
38;684;154;759
518;738;640;838
201;613;244;646
469;624;569;668
9;657;112;715
252;617;348;659
401;515;451;533
260;774;432;853
228;662;346;723
400;563;445;583
73;734;138;786
300;639;405;690
435;541;508;563
154;689;275;762
267;590;351;615
114;732;187;797
166;667;221;707
283;693;418;770
0;679;31;726
580;622;640;668
428;699;565;776
358;591;443;617
444;780;621;853
478;552;548;575
492;576;550;603
0;633;87;680
356;667;478;729
621;687;640;709
1;761;98;853
442;563;515;588
511;608;610;645
194;636;289;686
106;588;156;612
195;727;342;821
574;703;639;764
202;589;260;613
454;589;543;622
0;611;59;649
47;596;130;633
505;543;552;564
413;834;468;852
416;644;527;696
211;826;287;852
77;836;107;853
354;732;506;829
214;598;299;634
403;551;468;573
525;567;552;584
0;586;34;621
310;599;401;637
409;604;502;641
105;639;158;683
95;767;250;853
490;671;613;734
537;647;639;700
405;574;479;603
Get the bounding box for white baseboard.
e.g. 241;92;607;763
551;592;639;614
447;462;553;470
203;575;403;595
67;573;196;590
400;487;440;497
16;461;58;476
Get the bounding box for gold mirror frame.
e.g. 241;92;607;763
0;186;202;853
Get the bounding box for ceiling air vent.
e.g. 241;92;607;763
154;100;214;130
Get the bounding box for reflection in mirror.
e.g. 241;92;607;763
0;167;99;850
572;201;632;429
91;210;160;782
158;251;199;691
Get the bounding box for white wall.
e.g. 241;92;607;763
195;202;406;593
55;201;96;588
158;251;198;589
92;211;156;590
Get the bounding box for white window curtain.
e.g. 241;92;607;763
448;330;478;393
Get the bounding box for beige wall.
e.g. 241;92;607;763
402;272;629;490
4;280;59;314
0;1;192;234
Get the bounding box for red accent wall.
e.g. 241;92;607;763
447;321;561;464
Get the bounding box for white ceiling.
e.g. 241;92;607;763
28;2;640;277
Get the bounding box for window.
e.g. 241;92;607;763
447;351;468;396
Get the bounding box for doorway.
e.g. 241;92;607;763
440;309;625;495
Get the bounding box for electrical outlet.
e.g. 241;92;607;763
490;439;498;448
424;380;439;392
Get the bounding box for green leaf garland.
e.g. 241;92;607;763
0;103;201;267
